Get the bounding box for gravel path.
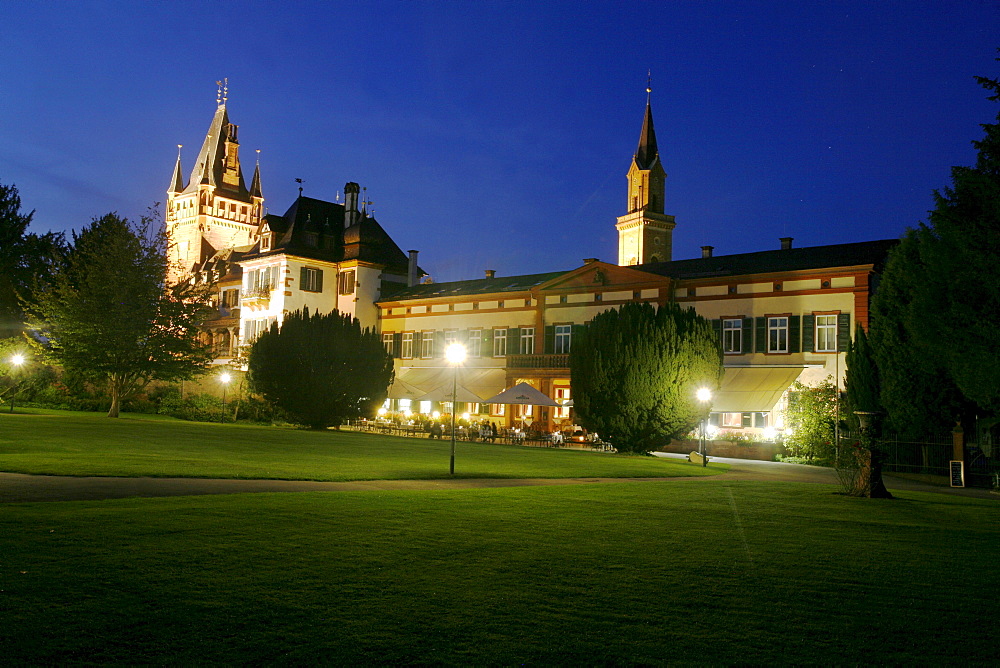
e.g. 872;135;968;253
0;454;994;503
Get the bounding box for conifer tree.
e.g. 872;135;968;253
844;323;880;430
246;308;393;429
870;71;999;432
569;301;722;453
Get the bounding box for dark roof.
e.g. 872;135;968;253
180;104;252;202
243;195;410;272
637;239;900;280
635;101;659;170
378;270;570;302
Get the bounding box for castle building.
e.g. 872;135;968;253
374;91;896;436
168;89;417;361
168;84;895;438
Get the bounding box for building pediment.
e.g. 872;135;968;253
535;261;667;293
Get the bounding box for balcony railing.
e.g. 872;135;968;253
506;354;570;369
240;286;273;306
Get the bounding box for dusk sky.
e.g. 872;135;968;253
2;1;997;283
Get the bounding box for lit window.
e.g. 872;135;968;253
493;329;507;357
815;314;837;352
555;387;571;419
722;319;742;354
421;331;434;359
382;333;394;355
520;327;535;355
401;333;414;359
491;403;506;416
554;325;572;354
721;412;743;428
768;316;789;353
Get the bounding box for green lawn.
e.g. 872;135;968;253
0;409;722;481
1;481;996;664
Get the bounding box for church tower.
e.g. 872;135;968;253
616;83;675;266
165;80;264;282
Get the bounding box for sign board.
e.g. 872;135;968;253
949;460;965;488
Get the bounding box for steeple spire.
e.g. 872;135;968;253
169;144;184;193
250;149;263;199
635;82;659;171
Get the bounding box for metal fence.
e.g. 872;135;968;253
838;431;1000;488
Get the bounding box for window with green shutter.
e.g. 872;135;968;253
837;313;851;352
802;314;815;352
789;315;801;353
544;325;555;354
755;317;766;353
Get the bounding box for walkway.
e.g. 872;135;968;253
1;454;995;503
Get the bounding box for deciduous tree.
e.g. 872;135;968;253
246;308;393;429
569;301;722;453
27;212;214;417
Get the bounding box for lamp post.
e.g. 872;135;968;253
219;372;231;423
9;354;25;413
445;342;467;475
696;387;712;467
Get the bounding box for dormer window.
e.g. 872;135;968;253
261;233;271;251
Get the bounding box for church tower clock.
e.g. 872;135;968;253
616;83;675;266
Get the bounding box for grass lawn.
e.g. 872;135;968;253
1;481;996;664
0;409;723;481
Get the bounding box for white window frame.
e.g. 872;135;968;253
554;325;572;354
815;314;837;353
468;329;482;357
421;331;434;359
493;329;507;358
722;318;742;354
401;332;414;359
301;267;322;292
382;333;394;355
520;327;535;355
767;316;789;354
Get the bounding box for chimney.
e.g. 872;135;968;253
407;250;419;287
780;237;793;250
344;182;360;228
583;258;599;264
484;269;496;279
701;246;714;258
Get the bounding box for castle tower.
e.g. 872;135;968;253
616;84;675;266
165;81;263;282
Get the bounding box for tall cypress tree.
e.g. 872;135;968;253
844;323;880;431
569;301;722;453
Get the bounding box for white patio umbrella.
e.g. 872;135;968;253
415;384;486;404
483;382;560;431
483;382;560;407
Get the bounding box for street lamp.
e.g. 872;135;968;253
219;372;231;423
696;387;712;467
9;354;25;413
445;342;467;475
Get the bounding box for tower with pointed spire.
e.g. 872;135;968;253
615;81;675;266
165;80;264;281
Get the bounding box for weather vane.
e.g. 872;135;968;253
295;177;304;197
646;69;652;103
216;77;229;106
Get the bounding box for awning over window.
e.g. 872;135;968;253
389;367;507;402
712;367;805;413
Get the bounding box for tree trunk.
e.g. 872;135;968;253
107;382;121;418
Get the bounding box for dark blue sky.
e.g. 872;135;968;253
2;1;997;282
